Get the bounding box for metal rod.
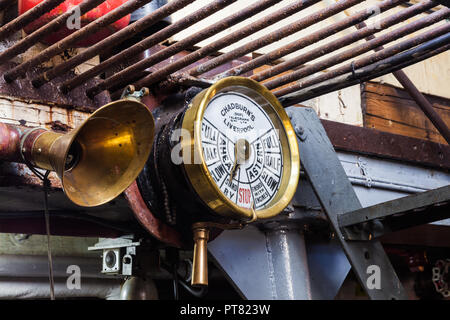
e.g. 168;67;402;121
395;68;450;144
0;0;65;41
278;34;450;108
0;0;106;65
136;0;315;87
188;0;361;77
262;4;447;90
400;0;439;14
86;0;290;97
33;0;194;88
60;0;240;93
214;0;405;80
274;23;450;97
4;0;154;83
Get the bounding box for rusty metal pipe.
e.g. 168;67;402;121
4;0;154;83
262;4;447;90
0;0;107;65
214;0;405;79
0;0;65;41
188;0;361;77
256;0;439;84
280;10;450;144
32;0;195;88
86;0;288;97
60;0;237;93
278;34;450;110
274;23;450;97
136;0;317;87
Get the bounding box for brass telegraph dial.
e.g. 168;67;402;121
181;77;300;220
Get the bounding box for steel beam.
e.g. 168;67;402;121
339;185;450;241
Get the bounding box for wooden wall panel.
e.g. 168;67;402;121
362;82;450;145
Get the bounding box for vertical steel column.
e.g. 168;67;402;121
262;222;312;300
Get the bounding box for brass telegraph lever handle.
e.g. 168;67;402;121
191;204;257;287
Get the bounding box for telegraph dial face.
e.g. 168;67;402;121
181;77;299;220
201;92;283;210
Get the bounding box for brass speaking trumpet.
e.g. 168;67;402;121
7;87;154;207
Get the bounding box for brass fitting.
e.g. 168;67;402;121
191;224;210;287
190;221;247;287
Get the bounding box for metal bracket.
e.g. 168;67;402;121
120;85;150;101
357;157;373;188
286;107;407;300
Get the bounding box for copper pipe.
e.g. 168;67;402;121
0;0;106;65
261;3;447;89
188;0;360;77
32;0;194;88
86;0;286;97
213;0;405;79
4;0;154;83
60;0;236;93
0;123;47;164
0;0;65;41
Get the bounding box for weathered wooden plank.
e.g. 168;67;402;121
365;115;447;144
364;82;450;110
364;92;450;130
362;82;450;144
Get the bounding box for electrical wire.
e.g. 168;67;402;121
43;170;55;300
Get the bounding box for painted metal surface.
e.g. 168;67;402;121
260;224;312;300
209;205;345;300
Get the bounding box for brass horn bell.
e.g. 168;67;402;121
22;98;155;207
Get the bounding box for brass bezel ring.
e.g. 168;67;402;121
181;77;300;220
